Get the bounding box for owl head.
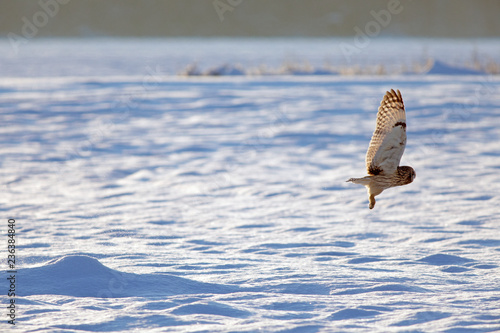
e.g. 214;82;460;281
398;166;416;184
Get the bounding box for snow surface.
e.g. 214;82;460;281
1;39;500;332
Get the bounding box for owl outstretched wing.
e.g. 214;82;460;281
365;89;407;175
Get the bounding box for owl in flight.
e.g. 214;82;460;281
347;89;415;209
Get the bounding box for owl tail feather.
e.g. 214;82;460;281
346;176;371;186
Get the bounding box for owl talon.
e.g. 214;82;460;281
369;195;375;209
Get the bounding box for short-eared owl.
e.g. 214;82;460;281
347;89;415;209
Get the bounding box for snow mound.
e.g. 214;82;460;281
180;64;246;76
205;64;246;76
424;59;485;75
180;59;491;76
16;255;239;298
418;253;475;266
179;62;339;76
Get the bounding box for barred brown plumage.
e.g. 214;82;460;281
347;89;416;209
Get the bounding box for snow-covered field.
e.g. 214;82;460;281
1;39;500;332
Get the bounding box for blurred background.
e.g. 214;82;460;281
2;0;500;38
1;0;499;77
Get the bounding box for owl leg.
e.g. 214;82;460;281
368;194;376;209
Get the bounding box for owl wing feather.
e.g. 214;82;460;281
366;89;407;175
